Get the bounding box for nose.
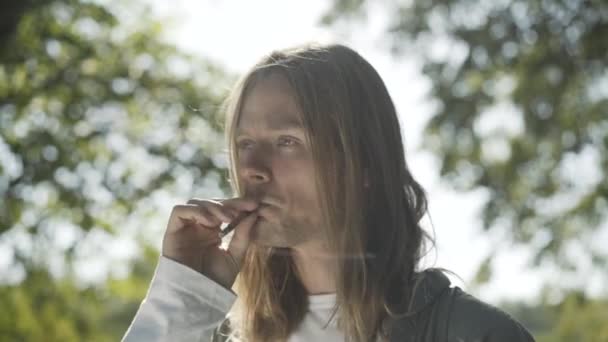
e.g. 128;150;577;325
239;155;271;185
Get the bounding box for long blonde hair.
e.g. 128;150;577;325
223;44;431;342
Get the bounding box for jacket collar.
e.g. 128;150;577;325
408;268;451;314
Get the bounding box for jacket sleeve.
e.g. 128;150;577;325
447;287;535;342
122;256;237;342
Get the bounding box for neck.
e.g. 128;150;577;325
290;241;337;295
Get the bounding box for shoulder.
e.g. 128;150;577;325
445;287;535;342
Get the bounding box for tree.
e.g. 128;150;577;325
0;244;158;341
536;291;608;342
1;0;232;338
497;291;608;340
322;0;607;285
1;0;231;270
323;1;608;338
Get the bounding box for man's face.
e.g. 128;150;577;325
235;74;324;248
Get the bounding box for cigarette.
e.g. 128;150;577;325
219;211;251;238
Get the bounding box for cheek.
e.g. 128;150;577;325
276;159;318;207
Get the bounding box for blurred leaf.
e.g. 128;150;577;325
472;253;493;287
324;2;608;336
0;0;234;340
323;0;608;281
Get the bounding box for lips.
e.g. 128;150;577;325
256;201;278;222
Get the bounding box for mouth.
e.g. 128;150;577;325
256;201;279;222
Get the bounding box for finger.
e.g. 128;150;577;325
187;198;248;222
205;203;235;223
197;206;223;227
189;197;255;207
171;204;220;231
219;211;250;238
178;217;220;233
227;207;239;218
188;198;220;205
175;222;222;247
219;198;260;212
226;211;259;264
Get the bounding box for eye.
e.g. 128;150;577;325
277;136;299;147
236;139;255;150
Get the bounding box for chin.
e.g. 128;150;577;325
251;220;292;248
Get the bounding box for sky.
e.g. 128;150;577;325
141;0;551;304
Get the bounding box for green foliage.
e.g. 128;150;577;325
0;243;158;341
323;0;608;336
537;292;608;342
1;0;231;262
0;268;98;341
0;0;233;339
502;292;608;342
323;0;608;279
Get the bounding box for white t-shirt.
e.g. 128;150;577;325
122;256;346;341
290;292;344;341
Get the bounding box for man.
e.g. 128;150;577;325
123;44;535;341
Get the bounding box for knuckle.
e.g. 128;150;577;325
172;205;186;214
198;206;212;218
175;204;195;213
225;198;253;209
201;211;220;225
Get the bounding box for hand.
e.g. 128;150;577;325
161;198;259;290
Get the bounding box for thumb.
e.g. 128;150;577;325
226;211;258;265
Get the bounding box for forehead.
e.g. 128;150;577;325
237;73;304;132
